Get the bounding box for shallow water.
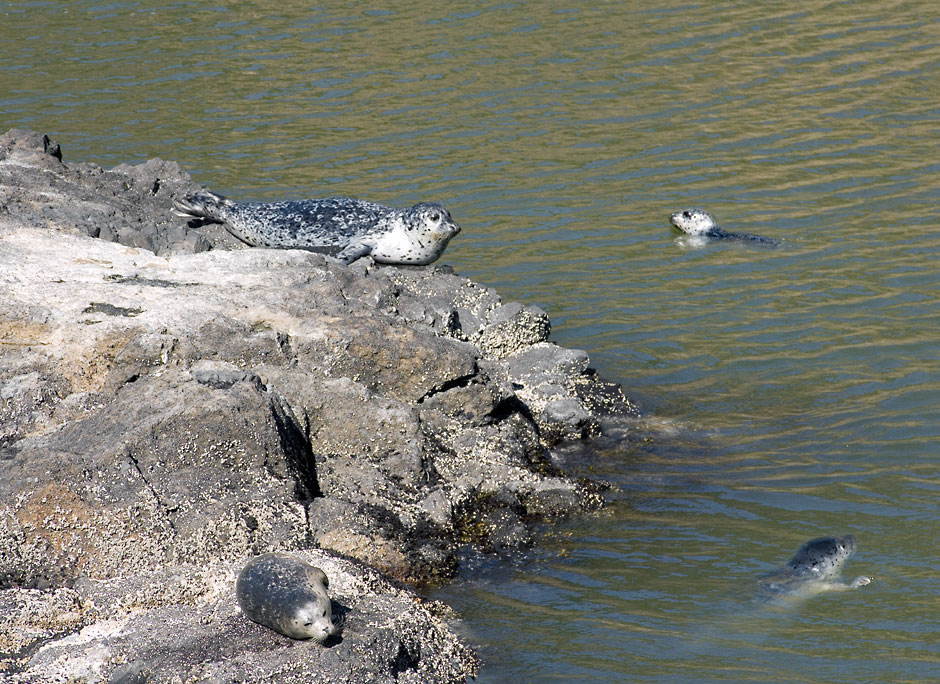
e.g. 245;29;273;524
3;1;940;681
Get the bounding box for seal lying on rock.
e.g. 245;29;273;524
236;553;340;641
173;189;461;265
757;535;871;601
669;209;780;245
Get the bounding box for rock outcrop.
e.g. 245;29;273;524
0;129;637;682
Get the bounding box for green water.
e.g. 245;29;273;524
3;1;940;681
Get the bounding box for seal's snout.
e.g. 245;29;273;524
307;618;338;644
413;202;460;239
433;210;460;240
669;209;696;230
438;207;461;237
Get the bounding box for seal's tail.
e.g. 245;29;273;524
172;189;234;222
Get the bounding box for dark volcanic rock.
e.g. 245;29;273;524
0;128;240;255
0;128;638;683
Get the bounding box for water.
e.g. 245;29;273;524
3;1;940;681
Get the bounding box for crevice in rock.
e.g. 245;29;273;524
391;640;421;675
274;331;294;361
269;400;321;503
415;370;478;405
125;447;178;535
487;394;538;432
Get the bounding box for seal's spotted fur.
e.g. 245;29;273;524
236;553;339;642
757;535;871;600
669;208;780;245
174;190;460;265
786;535;858;578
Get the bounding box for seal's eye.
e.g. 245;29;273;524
429;212;440;222
683;210;691;218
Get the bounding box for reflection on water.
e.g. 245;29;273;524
3;0;940;681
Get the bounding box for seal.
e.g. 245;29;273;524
757;535;871;601
236;553;340;642
173;189;461;265
669;208;780;245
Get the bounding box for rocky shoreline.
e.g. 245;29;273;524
0;129;638;682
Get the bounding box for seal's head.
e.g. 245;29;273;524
372;201;461;264
786;535;857;579
407;202;461;243
670;208;719;235
288;599;340;643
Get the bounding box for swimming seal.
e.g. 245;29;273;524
757;535;871;601
173;189;461;265
236;553;340;641
669;208;780;245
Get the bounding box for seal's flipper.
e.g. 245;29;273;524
172;190;233;222
335;241;373;265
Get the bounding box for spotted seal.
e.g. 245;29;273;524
669;209;780;245
236;553;340;641
173;189;461;265
757;535;871;601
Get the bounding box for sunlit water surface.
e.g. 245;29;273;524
3;1;940;681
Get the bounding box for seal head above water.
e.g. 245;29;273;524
236;553;340;642
757;535;871;601
669;208;780;246
174;189;461;265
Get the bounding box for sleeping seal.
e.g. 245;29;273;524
236;553;340;642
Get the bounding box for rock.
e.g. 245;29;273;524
0;128;239;255
475;301;552;359
0;129;61;167
0;369;314;589
0;552;478;683
0;128;638;682
419;489;453;528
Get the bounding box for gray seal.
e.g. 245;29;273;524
669;208;780;245
173;189;461;265
757;535;871;601
236;553;340;641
